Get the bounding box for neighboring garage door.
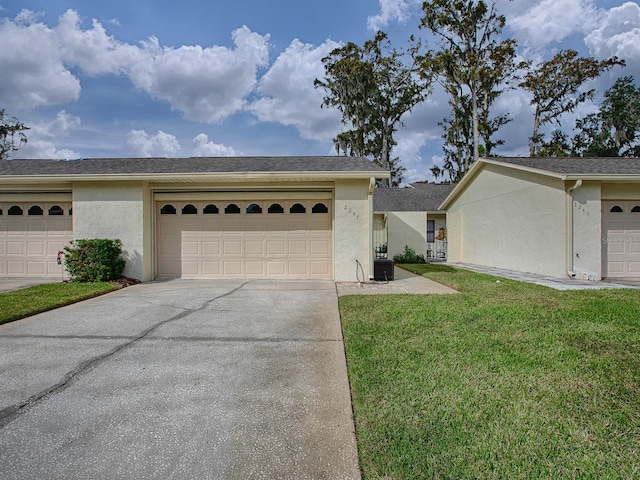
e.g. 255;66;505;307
602;200;640;278
156;198;332;279
0;202;73;277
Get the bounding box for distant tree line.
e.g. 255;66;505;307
315;0;630;185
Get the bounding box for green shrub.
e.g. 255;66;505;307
393;245;426;264
63;239;126;282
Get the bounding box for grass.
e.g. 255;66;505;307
0;282;120;325
339;264;640;479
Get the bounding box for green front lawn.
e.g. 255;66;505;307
340;264;640;479
0;282;120;325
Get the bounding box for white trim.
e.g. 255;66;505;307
154;191;333;201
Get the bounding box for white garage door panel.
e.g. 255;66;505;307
0;202;73;277
156;199;332;279
603;200;640;278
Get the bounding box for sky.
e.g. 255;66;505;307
1;0;639;184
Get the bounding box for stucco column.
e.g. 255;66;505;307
72;181;151;281
334;179;372;282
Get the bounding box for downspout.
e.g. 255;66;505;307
369;177;376;280
566;179;583;278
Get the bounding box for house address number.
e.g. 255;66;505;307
573;201;591;217
343;204;360;221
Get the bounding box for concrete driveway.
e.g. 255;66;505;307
0;280;360;479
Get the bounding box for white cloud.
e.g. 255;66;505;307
585;2;640;62
129;26;270;123
250;39;342;141
0;11;270;125
0;10;81;110
125;130;181;157
367;0;416;32
55;9;141;76
508;0;599;49
192;134;238;156
17;110;82;159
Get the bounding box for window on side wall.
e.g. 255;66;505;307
427;219;435;243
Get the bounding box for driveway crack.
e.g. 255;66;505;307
0;281;252;429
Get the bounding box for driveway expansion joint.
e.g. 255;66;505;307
0;281;252;429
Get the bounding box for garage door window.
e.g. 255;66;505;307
312;203;328;213
8;206;23;215
247;203;262;214
49;205;64;216
28;205;44;216
290;203;306;214
632;206;640;213
268;203;284;214
225;203;240;214
182;204;197;215
203;204;219;214
161;204;177;215
610;205;623;212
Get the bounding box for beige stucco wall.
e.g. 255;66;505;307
334;179;373;281
73;181;152;280
570;181;602;280
387;211;427;259
447;164;567;277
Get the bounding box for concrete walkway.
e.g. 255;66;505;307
336;266;458;296
451;263;640;290
0;279;360;479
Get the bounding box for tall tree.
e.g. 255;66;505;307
421;0;518;178
315;32;432;186
0;110;29;160
573;76;640;157
519;50;624;156
536;130;572;157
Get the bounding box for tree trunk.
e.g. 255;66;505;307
471;87;480;167
380;128;390;188
530;107;540;156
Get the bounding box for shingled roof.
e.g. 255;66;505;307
0;156;388;177
373;184;455;212
484;157;640;177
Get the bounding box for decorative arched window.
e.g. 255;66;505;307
246;203;262;214
225;203;241;214
8;205;23;216
312;203;328;213
182;204;197;215
203;204;219;214
49;205;64;216
632;206;640;213
268;203;284;214
290;203;306;214
610;205;623;213
69;208;73;216
0;208;3;215
28;205;44;216
161;204;177;215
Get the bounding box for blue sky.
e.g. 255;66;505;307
1;0;639;183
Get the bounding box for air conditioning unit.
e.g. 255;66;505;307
373;259;394;281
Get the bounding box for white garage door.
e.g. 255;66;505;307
0;202;73;277
602;200;640;278
156;199;332;279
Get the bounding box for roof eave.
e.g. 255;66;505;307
438;160;488;210
0;170;390;184
480;158;565;179
563;174;640;181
